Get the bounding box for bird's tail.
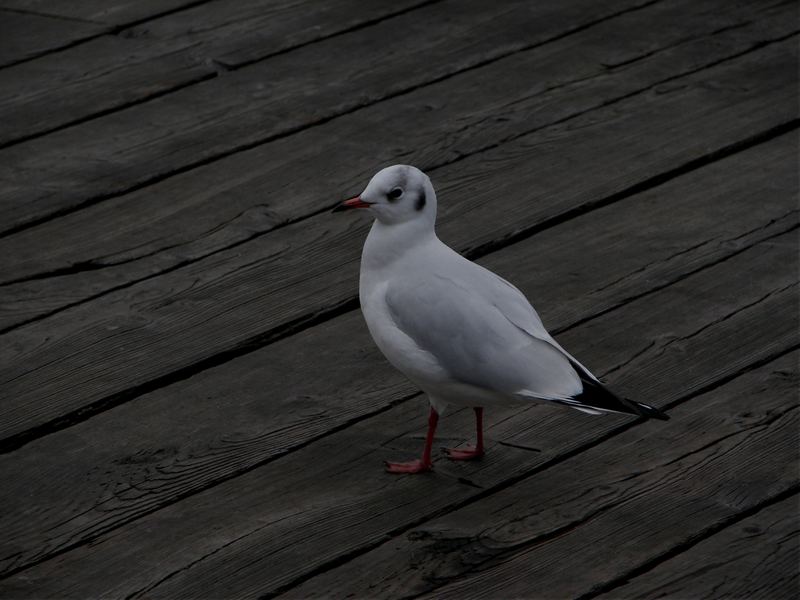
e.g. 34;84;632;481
559;361;669;421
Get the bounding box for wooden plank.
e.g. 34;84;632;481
0;0;429;147
287;352;799;600
0;37;796;449
0;135;796;578
0;0;792;329
0;1;208;25
593;495;800;600
0;9;106;67
0;39;796;451
0;134;794;578
4;0;786;231
0;230;794;598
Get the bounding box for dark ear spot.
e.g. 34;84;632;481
415;189;426;211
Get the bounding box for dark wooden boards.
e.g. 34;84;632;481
0;0;428;147
6;0;790;233
0;1;207;25
0;0;794;330
0;36;796;451
0;225;794;598
287;352;799;600
0;9;106;67
0;0;217;68
0;2;796;597
594;495;800;600
0;133;794;579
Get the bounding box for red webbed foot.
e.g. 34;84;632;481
384;459;432;474
444;445;484;461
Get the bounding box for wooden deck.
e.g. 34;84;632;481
0;1;798;598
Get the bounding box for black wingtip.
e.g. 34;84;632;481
568;359;669;421
634;402;670;421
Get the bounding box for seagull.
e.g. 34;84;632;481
334;165;668;474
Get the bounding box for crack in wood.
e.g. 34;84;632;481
406;424;796;599
591;238;720;295
0;384;422;579
0;0;666;238
0;23;793;310
660;404;799;471
0;6;105;25
574;485;800;599
1;258;796;584
0;142;795;455
646;280;799;361
585;205;800;299
0;0;445;152
257;346;799;598
124;508;304;600
0;203;282;288
495;441;542;453
0;0;218;70
563;220;799;335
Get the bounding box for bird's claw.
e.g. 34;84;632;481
444;446;484;461
384;459;433;474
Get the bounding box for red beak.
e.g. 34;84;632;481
332;196;371;212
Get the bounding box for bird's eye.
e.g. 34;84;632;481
387;187;403;201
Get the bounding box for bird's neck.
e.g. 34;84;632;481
362;218;438;271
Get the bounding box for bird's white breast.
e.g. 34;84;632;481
358;228;451;390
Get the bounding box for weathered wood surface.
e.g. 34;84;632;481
0;37;796;452
0;9;106;67
286;352;799;600
0;0;642;229
0;226;795;597
3;0;794;234
0;133;794;578
0;0;428;147
0;1;797;597
0;0;793;328
0;0;216;68
0;0;208;25
595;495;800;600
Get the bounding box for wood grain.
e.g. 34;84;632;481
3;0;765;232
0;134;794;578
0;0;792;330
0;0;208;25
0;3;795;597
0;38;796;450
288;352;798;600
594;495;800;600
0;228;795;597
0;0;429;147
0;9;106;67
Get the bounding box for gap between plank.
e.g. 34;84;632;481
4;281;796;584
0;120;795;455
260;345;800;599
0;0;665;238
0;0;218;70
0;7;103;25
0;0;445;150
574;485;800;600
1;29;796;315
3;26;794;292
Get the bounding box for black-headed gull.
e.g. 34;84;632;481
334;165;668;474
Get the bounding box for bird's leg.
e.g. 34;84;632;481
445;407;485;461
385;407;439;474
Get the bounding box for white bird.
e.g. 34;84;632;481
334;165;668;473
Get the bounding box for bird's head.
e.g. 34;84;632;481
333;164;437;226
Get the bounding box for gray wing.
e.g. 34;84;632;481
478;265;602;384
384;268;582;401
